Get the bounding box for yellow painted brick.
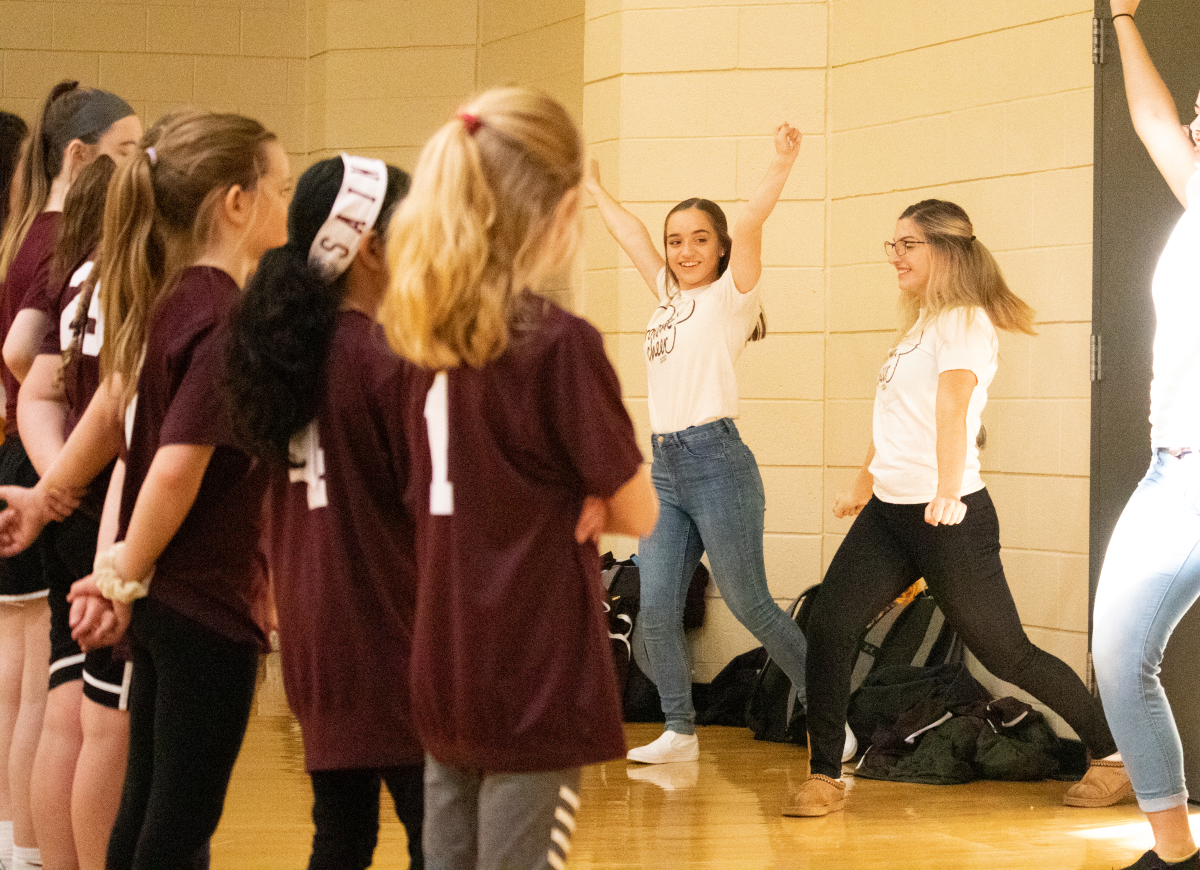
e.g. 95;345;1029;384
624;396;651;450
985;473;1089;554
98;53;193;104
1003;549;1089;634
828;264;899;333
758;267;824;334
306;53;326;105
995;245;1092;325
306;95;326;152
241;101;304;154
618;72;712;138
825;331;893;400
480;18;583;88
580;268;618;333
0;97;38;124
736;134;824;202
615;267;658;333
3;51;101;99
195;57;288;110
830;193;910;267
241;9;307;59
691;604;758;682
824;399;874;468
822;531;845;575
322;0;477;51
148;7;240;56
582;77;620;143
1004;90;1093;176
586;0;619;20
613;332;648;399
738;3;826;70
481;0;582;44
321;95;457;150
978;399;1061;476
1027;626;1089;679
822;467;860;537
1031;167;1092;247
0;3;52;51
196;0;291;8
1059;399;1090;478
764;533;824;600
737;399;823;467
583;10;620;83
323;47;475;103
1032;13;1093;95
52;3;146;53
831;0;1090;67
581;199;620;270
762;466;823;535
707;69;825;137
617;7;738;74
307;0;327;56
737;333;824;401
623;0;807;8
990;330;1033;399
617;138;737;202
761;201;824;267
287;59;306;106
539;71;584;126
1030;322;1090;399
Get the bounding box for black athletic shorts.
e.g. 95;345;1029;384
0;436;49;600
47;509;100;690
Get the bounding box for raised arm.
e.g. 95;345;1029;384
1112;0;1198;207
583;159;664;296
729;123;802;294
925;368;977;527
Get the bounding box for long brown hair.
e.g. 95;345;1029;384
52;153;115;288
381;86;582;369
0;81;133;280
897;199;1036;336
0;111;28;238
98;110;276;402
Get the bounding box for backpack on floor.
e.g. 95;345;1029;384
745;580;962;745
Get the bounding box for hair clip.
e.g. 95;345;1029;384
969;235;976;241
458;112;483;136
145;146;157;167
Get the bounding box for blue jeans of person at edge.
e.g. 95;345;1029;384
638;417;808;736
1093;448;1200;813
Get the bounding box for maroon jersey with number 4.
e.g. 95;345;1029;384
119;266;269;648
2;211;61;437
265;310;422;772
402;296;643;773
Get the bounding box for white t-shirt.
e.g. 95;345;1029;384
870;307;998;504
1149;168;1200;448
645;267;761;434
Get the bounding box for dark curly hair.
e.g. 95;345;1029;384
225;157;408;467
0;111;28;237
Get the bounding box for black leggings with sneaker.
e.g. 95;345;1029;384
804;489;1117;780
309;765;424;870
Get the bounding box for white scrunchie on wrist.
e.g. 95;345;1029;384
93;542;152;604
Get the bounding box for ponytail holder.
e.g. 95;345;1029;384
458;112;483;136
145;146;157;167
969;235;976;242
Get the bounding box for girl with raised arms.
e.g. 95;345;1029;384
0;80;139;870
586;124;821;764
790;199;1123;818
380;86;658;870
224;154;423;869
0;109;290;869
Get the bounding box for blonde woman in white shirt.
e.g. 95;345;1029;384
788;199;1124;818
586;124;812;764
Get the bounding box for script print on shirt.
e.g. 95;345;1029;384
644;298;695;364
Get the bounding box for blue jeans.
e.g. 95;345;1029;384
639;418;807;735
1094;448;1200;813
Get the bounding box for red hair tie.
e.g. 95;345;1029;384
458;112;482;136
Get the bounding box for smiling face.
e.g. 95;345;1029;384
888;217;931;301
665;207;724;291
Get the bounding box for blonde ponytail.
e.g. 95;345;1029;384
382;87;582;369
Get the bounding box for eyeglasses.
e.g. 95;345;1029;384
884;240;926;257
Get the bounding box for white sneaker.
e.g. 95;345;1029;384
627;730;699;764
842;722;858;763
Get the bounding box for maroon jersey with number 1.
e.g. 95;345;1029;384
402;296;643;773
265;310;422;772
119;266;269;648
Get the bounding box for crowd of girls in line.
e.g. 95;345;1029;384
0;3;1196;864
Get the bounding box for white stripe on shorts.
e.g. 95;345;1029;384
83;660;134;711
50;652;86;675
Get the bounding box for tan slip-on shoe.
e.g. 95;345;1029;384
781;774;846;817
1064;758;1134;807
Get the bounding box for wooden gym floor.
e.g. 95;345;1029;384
212;671;1182;869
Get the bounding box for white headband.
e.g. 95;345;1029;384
308;153;389;281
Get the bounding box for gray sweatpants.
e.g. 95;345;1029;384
422;754;582;870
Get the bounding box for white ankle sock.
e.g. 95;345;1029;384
0;822;12;870
11;845;40;870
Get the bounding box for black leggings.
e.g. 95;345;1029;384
309;765;425;870
107;598;259;870
804;490;1116;779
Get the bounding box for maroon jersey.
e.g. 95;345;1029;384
265;311;422;772
119;266;268;648
1;211;61;436
401;297;643;773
